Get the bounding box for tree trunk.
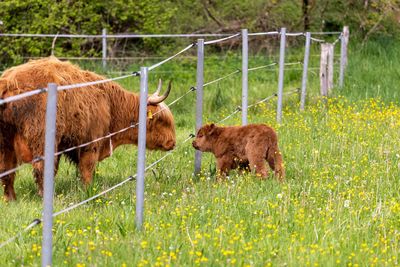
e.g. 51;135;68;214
302;0;310;31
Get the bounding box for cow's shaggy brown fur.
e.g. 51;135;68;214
0;57;175;201
192;123;285;181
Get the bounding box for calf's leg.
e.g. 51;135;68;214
216;155;234;181
267;146;285;182
248;157;268;178
245;143;269;178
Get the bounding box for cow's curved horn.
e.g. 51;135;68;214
154;79;162;95
147;80;172;105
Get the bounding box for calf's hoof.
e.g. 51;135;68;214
3;192;17;202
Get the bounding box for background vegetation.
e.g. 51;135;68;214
0;0;399;65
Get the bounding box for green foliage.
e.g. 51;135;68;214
339;38;400;102
0;0;176;65
1;0;399;67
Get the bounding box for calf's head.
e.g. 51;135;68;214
145;80;176;151
192;123;218;152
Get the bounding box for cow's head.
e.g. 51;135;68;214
145;80;176;151
192;123;219;152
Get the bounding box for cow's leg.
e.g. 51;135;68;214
78;145;99;186
54;156;61;176
13;133;48;197
246;145;268;179
32;155;59;198
1;148;17;201
32;161;44;197
216;155;233;181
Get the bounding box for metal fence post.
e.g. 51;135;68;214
102;28;107;69
300;32;311;111
339;26;349;87
276;27;286;123
194;39;204;176
41;83;58;267
136;67;148;230
241;29;248;125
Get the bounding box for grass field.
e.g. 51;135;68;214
0;39;399;266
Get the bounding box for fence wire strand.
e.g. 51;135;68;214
0;88;47;106
310;32;342;45
217;107;242;124
286;32;304;37
204;33;241;45
167;87;196;107
203;69;240;87
332;33;342;46
247;94;277;109
217;89;299;124
248;31;279;36
0;72;140;107
55;124;139;157
148;43;195;71
52;176;135;217
310;31;341;35
310;36;326;43
248;62;277;72
0;157;43;180
58;72;139;91
0;219;41;249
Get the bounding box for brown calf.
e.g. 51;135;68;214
192;123;285;181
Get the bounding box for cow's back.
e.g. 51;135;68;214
0;57;112;153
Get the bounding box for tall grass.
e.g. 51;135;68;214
340;38;400;103
0;40;399;266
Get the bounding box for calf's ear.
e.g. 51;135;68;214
208;123;217;135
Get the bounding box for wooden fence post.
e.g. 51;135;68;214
320;43;334;96
327;43;334;91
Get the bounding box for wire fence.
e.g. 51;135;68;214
0;28;346;187
0;29;343;68
0;27;349;265
0;133;194;249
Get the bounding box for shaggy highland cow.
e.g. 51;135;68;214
0;57;175;201
192;123;285;181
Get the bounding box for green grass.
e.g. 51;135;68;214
0;39;400;266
